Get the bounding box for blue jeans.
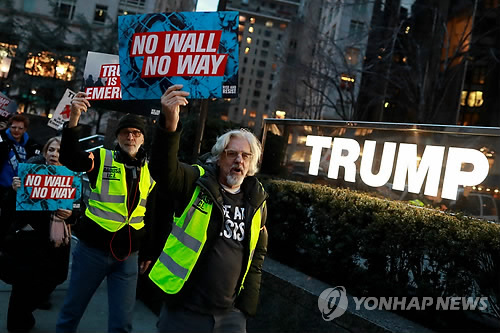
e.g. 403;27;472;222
56;240;139;333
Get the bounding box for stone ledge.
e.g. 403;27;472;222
248;258;434;333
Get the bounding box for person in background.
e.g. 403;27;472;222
56;92;156;333
6;136;77;333
148;84;268;333
0;114;40;246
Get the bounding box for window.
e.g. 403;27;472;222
258;60;266;67
250;111;257;118
262;40;270;48
246;37;252;44
264;30;272;37
253;90;261;97
251;100;259;107
119;0;145;7
249;26;254;33
255;80;263;88
56;0;76;20
340;74;355;90
256;70;265;78
461;91;484;107
94;5;108;23
345;47;360;65
261;50;268;57
25;51;76;81
265;21;273;27
349;20;365;40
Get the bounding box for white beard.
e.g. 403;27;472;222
226;173;244;187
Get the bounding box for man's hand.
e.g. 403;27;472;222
11;176;21;191
161;84;189;132
68;92;91;128
55;209;73;220
139;260;152;274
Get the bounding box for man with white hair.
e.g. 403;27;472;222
148;84;268;332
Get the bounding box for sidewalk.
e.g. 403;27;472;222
0;238;158;333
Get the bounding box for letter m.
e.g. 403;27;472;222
131;35;146;56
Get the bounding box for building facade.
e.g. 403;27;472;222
0;0;195;116
224;0;301;132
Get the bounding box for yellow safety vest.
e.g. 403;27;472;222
149;165;266;294
85;148;155;232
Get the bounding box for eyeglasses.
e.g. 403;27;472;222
224;149;253;161
119;129;142;138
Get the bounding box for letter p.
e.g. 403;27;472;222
441;147;489;200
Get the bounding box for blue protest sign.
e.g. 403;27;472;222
118;11;239;100
16;163;82;211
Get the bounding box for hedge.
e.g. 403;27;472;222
262;179;500;329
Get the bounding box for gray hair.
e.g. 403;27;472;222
207;128;262;176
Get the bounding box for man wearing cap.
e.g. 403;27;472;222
56;92;156;333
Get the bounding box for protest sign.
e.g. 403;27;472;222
83;51;161;117
0;91;18;119
118;11;239;100
48;88;76;130
16;163;82;211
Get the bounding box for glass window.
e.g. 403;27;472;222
349;20;365;40
25;51;76;81
94;5;107;23
55;0;76;20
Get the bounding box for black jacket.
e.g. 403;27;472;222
7;154;79;286
60;125;156;260
149;122;268;316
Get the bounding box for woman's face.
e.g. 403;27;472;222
45;141;62;166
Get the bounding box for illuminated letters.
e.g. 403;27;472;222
306;135;490;200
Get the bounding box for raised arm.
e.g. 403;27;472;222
160;84;189;132
150;85;197;192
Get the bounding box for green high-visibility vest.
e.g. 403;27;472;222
149;165;266;294
85;148;155;232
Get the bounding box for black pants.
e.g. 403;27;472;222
157;304;247;333
0;186;16;247
7;281;57;332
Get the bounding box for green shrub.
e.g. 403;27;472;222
262;179;500;326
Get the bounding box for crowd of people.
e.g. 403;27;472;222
0;85;269;333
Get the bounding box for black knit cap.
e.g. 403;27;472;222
115;113;146;137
